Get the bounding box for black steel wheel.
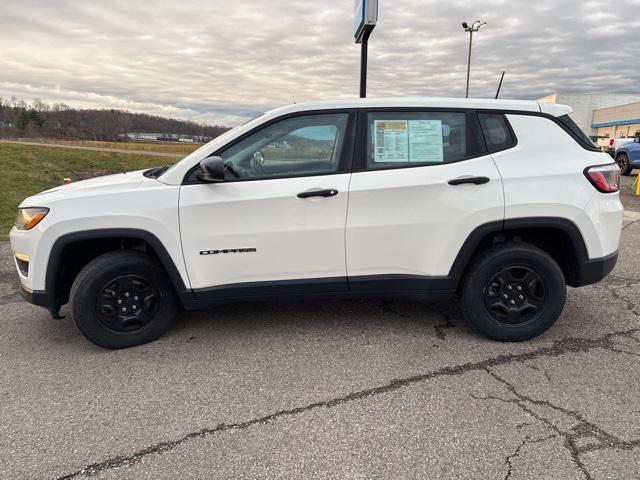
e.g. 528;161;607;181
483;266;546;325
95;274;161;333
70;250;177;349
461;242;566;341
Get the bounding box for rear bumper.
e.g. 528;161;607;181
571;251;618;287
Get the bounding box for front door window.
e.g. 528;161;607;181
219;113;349;180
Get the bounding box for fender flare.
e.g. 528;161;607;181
447;217;589;288
615;148;629;158
45;228;191;307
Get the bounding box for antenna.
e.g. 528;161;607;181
291;91;297;104
495;71;505;99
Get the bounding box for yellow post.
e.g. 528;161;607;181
635;174;640;196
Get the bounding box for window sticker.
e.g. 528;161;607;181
373;119;444;163
408;120;444;162
374;120;409;162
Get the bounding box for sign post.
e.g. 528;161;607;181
354;0;378;98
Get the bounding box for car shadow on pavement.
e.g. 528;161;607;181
164;297;471;345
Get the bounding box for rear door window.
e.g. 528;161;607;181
364;111;485;170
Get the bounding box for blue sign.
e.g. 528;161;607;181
354;0;378;43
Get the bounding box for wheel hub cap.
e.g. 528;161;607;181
484;266;545;324
95;275;160;333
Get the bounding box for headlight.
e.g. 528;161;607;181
15;207;49;231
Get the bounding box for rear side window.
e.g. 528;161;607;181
478;113;516;153
556;114;599;151
365;111;484;169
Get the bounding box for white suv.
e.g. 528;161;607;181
10;98;623;348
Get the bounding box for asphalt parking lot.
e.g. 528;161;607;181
1;175;639;480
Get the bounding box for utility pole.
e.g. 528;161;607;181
462;20;486;98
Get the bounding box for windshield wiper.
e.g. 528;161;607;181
143;164;172;178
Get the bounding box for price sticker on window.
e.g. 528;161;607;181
373;119;444;163
408;120;444;162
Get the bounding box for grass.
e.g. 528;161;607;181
0;143;170;239
13;138;201;155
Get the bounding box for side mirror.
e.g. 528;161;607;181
253;151;264;165
197;156;225;182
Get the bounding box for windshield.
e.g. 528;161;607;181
239;112;265;127
160;113;267;177
150;112;268;179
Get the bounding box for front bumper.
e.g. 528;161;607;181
18;284;62;318
570;250;618;287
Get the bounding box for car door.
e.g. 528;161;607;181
629;137;640;163
179;111;355;296
345;109;504;290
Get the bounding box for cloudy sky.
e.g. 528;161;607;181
1;0;639;126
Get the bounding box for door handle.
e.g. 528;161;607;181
297;189;339;198
447;176;490;186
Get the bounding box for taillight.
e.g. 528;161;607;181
584;164;620;193
609;138;615;146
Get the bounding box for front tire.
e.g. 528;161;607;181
460;242;566;341
616;153;632;175
70;250;177;349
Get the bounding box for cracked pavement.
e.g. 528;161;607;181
1;175;639;479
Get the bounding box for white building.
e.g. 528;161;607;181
537;93;640;137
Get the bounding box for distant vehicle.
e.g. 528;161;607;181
611;137;634;149
599;137;632;157
10;97;622;348
595;136;613;149
615;136;640;175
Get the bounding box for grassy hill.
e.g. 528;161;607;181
0;143;169;239
13;138;201;155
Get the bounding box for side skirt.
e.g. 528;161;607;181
184;275;455;310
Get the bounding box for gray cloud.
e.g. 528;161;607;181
1;0;638;125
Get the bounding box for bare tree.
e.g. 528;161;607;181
0;97;230;141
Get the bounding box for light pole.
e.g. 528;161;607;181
462;20;486;98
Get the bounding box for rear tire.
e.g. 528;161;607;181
460;242;566;341
616;153;632;175
70;250;177;349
